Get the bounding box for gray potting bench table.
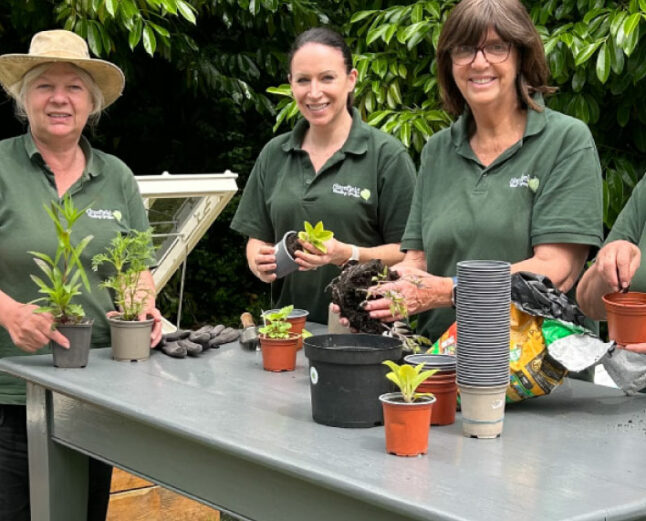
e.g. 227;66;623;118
1;323;646;521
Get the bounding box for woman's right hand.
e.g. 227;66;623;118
247;238;277;283
4;302;69;353
594;240;641;292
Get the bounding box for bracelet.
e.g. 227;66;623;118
451;276;458;309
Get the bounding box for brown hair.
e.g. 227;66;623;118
437;0;556;115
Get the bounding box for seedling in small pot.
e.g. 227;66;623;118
382;360;437;403
259;305;300;372
298;220;334;253
259;305;295;339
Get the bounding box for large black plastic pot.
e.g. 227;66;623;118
304;334;402;428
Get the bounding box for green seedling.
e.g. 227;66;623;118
29;194;93;325
92;228;156;321
259;305;295;339
382;360;437;403
298;220;333;253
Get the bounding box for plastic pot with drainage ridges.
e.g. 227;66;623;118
304;334;402;428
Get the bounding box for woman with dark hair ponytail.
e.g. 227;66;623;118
231;27;416;324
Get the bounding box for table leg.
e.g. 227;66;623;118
26;383;88;521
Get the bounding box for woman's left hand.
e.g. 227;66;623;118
294;238;350;270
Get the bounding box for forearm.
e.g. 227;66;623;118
341;242;404;266
511;244;589;293
0;290;19;329
576;265;610;320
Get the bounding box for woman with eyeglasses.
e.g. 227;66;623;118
362;0;603;341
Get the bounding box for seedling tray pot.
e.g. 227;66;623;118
304;334;402;428
603;292;646;344
109;316;153;361
380;392;435;456
51;320;93;368
274;231;299;279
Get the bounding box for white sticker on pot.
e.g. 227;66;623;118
310;366;319;385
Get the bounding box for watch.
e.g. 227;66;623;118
348;244;360;262
451;276;458;308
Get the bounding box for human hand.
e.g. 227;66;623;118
329;302;357;332
594;240;641;292
142;307;163;347
295;238;350;270
5;302;69;352
617;343;646;354
251;244;277;282
363;273;453;321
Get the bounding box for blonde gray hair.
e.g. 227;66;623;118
14;62;105;126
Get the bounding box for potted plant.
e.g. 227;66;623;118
258;305;300;371
29;195;94;368
262;307;309;350
379;361;437;456
274;221;333;279
91;228;156;361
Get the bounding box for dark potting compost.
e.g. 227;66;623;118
328;259;399;334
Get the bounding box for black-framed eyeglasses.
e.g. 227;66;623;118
450;42;512;66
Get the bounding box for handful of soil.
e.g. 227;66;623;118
327;259;399;334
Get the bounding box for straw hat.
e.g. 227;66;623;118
0;29;125;108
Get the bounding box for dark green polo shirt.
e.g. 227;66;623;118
231;108;416;323
606;175;646;291
0;132;149;404
402;96;603;340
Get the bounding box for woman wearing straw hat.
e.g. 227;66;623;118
359;0;603;341
0;29;162;520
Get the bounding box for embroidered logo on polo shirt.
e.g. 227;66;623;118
509;175;539;192
332;183;371;201
86;208;122;222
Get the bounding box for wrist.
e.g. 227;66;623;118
339;244;360;265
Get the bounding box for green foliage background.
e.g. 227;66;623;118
1;0;646;327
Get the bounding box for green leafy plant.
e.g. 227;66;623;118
91;228;156;321
382;360;437;403
298;221;334;253
29;195;93;325
259;305;295;339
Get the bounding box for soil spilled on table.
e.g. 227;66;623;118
328;259;399;334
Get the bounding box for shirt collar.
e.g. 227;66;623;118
450;92;548;149
281;107;369;155
23;131;100;180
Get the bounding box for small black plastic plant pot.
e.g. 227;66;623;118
274;231;299;279
51;320;94;368
304;334;403;428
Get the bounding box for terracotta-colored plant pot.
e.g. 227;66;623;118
263;309;309;350
379;392;435;457
417;372;457;426
603;292;646;344
259;334;299;372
